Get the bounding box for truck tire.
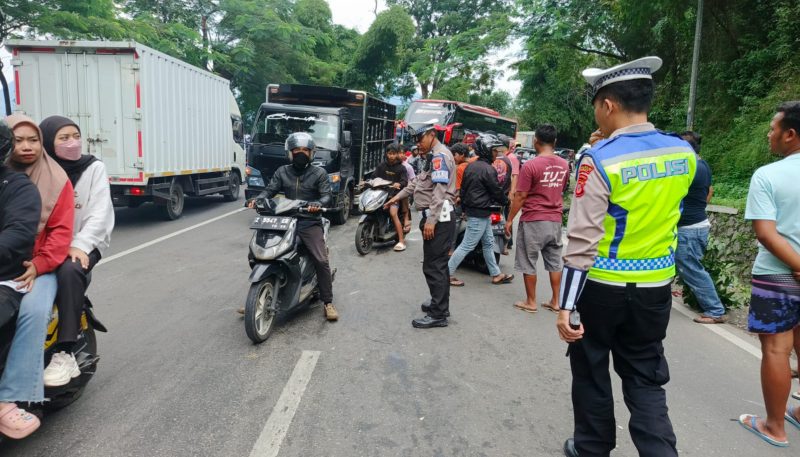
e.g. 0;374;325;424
222;172;241;202
329;187;352;225
160;179;185;220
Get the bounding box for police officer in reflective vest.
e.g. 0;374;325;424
385;122;456;328
557;57;696;457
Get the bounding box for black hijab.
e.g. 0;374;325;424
39;115;97;186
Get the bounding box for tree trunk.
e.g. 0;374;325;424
420;83;429;99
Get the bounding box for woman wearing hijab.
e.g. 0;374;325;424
39;116;113;387
0;114;74;439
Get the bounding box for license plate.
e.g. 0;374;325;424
250;216;292;230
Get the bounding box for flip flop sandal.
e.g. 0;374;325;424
541;303;560;314
738;414;789;447
450;277;465;287
393;242;407;252
492;274;514;285
513;302;537;313
793;391;800;401
0;403;41;439
786;406;800;430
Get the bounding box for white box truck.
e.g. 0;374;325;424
6;40;245;219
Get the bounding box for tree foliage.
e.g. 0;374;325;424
387;0;513;98
515;0;800;195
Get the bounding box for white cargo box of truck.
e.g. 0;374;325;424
7;40;245;219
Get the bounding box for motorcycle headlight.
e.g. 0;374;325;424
360;189;388;213
250;220;297;260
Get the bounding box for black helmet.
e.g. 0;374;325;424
497;134;513;148
285;132;316;161
474;133;503;161
0;120;13;165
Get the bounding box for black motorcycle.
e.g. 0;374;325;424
244;197;333;344
0;295;106;436
453;206;508;274
354;178;398;255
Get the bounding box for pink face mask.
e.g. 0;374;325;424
54;139;82;161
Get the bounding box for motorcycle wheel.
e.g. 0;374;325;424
355;221;374;255
245;276;279;344
44;325;97;411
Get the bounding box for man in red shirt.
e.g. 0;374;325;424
505;124;569;313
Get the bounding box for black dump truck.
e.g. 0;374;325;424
245;84;397;225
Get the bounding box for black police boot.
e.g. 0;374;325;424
412;315;448;328
563;438;578;457
420;300;450;317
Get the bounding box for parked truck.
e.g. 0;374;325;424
7;40;246;220
515;131;535;149
245;84;396;225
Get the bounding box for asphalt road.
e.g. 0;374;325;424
0;195;793;456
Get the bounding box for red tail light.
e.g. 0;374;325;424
130;187;145;196
490;213;502;224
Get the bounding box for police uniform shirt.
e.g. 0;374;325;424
560;122;694;310
396;141;456;225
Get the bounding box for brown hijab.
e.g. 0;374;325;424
5;114;69;233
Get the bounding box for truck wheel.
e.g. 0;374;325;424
222;173;241;202
160;180;185;220
330;187;352;225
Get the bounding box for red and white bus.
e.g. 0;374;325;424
398;99;518;146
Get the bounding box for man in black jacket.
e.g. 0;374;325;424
447;134;514;287
0;119;41;328
248;132;338;321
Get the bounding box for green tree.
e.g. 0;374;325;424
345;5;415;98
387;0;513;98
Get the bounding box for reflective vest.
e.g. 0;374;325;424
584;130;696;283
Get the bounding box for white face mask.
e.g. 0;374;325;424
55;138;82;161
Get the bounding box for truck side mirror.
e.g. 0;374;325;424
342;131;352;148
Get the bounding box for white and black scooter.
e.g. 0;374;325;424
354;178;398;255
244;197;333;344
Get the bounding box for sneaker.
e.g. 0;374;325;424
324;303;339;321
43;352;80;387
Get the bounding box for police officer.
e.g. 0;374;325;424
385;122;456;328
556;57;696;457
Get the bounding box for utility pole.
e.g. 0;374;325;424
686;0;704;131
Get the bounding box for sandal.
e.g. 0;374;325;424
786;406;800;431
0;402;41;439
492;274;514;285
513;301;537;313
450;277;465;287
792;391;800;401
393;242;407;252
738;414;789;447
541;303;560;314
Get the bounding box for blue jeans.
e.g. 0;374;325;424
675;226;725;318
448;216;501;277
0;273;56;403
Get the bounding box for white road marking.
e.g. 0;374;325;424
97;207;247;266
672;301;762;359
249;350;321;457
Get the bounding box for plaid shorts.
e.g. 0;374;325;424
748;274;800;334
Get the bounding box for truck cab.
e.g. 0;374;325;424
245;103;353;223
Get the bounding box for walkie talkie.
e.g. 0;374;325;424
569;310;581;330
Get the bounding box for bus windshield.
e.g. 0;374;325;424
404;102;452;126
252;110;339;151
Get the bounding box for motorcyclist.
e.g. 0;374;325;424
0;119;43;439
246;132;338;321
